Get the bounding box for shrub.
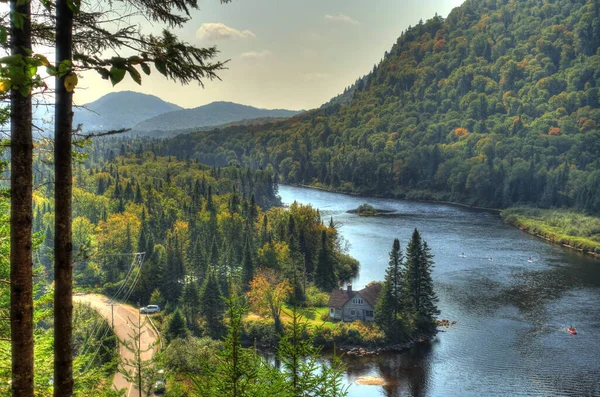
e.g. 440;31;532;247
304;284;329;307
243;319;279;347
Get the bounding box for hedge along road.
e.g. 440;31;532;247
74;293;159;397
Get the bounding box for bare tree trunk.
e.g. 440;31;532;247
9;0;34;394
54;0;74;395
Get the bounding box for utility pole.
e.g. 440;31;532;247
107;302;117;329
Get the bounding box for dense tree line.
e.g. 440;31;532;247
29;139;357;337
164;0;600;214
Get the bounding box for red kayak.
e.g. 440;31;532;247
568;328;577;335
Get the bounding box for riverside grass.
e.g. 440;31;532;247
502;207;600;255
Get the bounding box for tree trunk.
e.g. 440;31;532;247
54;0;74;395
9;0;34;394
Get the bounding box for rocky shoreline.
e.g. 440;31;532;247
340;332;436;357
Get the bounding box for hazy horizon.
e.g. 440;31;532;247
74;0;464;111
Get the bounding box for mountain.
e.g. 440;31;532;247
73;91;183;131
133;101;302;132
165;0;600;215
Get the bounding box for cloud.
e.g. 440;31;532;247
196;23;256;40
240;50;273;60
324;14;359;25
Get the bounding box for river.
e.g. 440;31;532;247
278;185;600;397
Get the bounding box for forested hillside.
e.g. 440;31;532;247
166;0;600;214
30;138;357;310
2;136;361;393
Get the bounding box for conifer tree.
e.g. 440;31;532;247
315;230;338;291
404;229;439;328
375;238;407;342
166;309;188;342
119;313;160;397
241;236;255;291
192;295;286;397
181;281;201;331
199;269;225;338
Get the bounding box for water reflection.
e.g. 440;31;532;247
279;186;600;397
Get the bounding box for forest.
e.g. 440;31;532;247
164;0;600;217
2;133;442;394
3;0;599;395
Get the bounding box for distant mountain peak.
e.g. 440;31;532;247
133;101;302;132
73;91;183;132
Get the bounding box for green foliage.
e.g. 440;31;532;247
304;284;330;307
404;230;439;328
165;0;600;216
375;239;410;342
191;296;287;397
277;305;349;397
162;336;223;376
502;206;600;253
181;281;201;332
119;315;160;397
356;203;376;216
199;270;225;339
166;310;188;342
315;230;338;291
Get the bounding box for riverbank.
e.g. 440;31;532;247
288;183;501;213
242;306;442;356
286;183;600;260
501;207;600;258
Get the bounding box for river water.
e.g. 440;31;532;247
278;185;600;397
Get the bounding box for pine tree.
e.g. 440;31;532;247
374;238;407;342
192;295;287;397
315;230;337;291
210;237;220;267
199;269;225;339
404;229;439;328
119;313;160;397
166;310;188;342
181;281;201;332
241;236;254;291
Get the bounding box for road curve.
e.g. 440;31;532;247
74;293;158;397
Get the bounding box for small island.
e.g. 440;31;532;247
348;203;396;217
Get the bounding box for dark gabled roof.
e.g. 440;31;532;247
327;282;382;309
328;289;351;309
360;283;382;307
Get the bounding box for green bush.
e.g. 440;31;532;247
304;284;329;307
243;319;278;347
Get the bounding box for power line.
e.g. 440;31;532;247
78;252;143;363
82;252;146;373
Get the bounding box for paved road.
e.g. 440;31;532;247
74;294;158;397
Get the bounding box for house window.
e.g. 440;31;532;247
352;298;364;305
350;309;356;316
330;308;334;315
366;310;374;317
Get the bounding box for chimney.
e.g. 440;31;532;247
347;284;352;294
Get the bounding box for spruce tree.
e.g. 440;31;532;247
166;310;188;342
404;229;439;328
199;269;225;339
181;281;201;330
374;238;406;342
315;230;337;291
241;236;254;291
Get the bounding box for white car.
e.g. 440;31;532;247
140;305;160;314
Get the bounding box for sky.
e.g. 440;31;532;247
75;0;465;111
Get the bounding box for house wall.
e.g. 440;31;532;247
328;307;342;320
341;293;375;322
